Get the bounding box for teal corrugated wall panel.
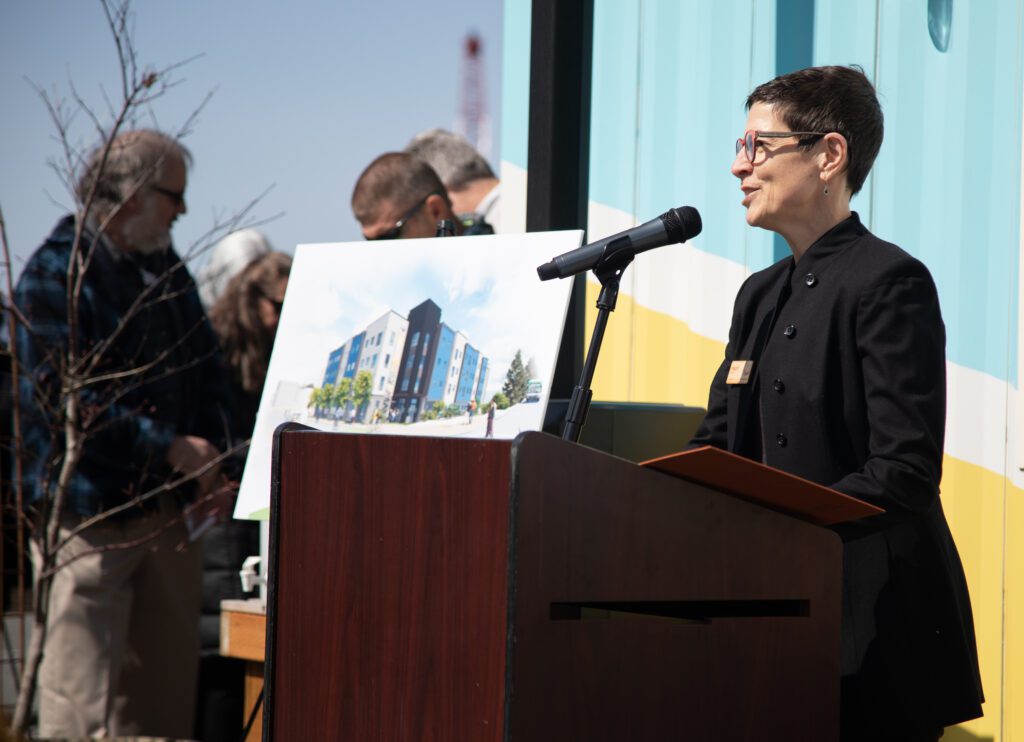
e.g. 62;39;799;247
812;0;878;227
500;0;531;170
516;1;1024;385
588;0;641;215
590;0;777;271
873;0;1022;383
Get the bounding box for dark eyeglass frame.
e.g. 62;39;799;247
261;294;284;313
735;130;828;164
366;191;440;241
151;184;186;207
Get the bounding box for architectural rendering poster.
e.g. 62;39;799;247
234;230;581;520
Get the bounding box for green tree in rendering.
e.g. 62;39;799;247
308;385;327;418
325;383;338;417
502;350;530;404
332;377;353;420
353;371;374;421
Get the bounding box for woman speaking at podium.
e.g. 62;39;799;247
689;66;983;740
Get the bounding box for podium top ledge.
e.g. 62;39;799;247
642;445;883;526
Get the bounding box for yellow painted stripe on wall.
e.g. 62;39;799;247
1005;469;1024;741
941;455;1007;739
585;286;1018;738
586;280;724;406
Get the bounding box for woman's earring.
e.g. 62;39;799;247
823;183;830;196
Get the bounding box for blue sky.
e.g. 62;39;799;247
0;0;504;275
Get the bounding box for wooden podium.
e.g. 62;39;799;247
263;427;872;740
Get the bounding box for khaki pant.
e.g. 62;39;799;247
31;495;201;739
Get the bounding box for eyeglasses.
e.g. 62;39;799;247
262;296;284;313
365;192;439;241
151;184;186;207
735;130;828;164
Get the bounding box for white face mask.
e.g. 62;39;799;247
120;194;172;255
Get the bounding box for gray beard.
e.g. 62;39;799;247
133;234;171;255
121;212;171;255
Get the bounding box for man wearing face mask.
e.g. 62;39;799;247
14;129;231;738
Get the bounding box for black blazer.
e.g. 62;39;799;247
691;215;983;735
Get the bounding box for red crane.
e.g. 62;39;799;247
455;32;491;159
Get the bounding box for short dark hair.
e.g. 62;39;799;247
746;65;883;195
405;129;495;189
351;152;447;225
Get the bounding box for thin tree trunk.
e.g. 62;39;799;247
3;2;266;730
11;578;48;733
1;205;31;721
12;404;82;733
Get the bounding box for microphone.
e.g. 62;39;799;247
537;206;702;281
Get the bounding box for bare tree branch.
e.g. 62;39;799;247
54;441;247;556
0;205;30;686
6;1;275;729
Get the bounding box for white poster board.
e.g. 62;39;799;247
233;230;581;520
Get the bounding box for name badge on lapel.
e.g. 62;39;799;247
726;360;754;385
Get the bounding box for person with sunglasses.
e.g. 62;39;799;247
351;152;463;240
13;128;233;738
689;66;982;740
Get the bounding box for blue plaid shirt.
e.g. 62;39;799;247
14;215;232;517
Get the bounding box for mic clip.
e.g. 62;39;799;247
593;235;636;310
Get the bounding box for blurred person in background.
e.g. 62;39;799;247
351;152;462;240
209;252;292;434
195;251;291;741
406;128;500;234
14;128;230;739
196;228;273;311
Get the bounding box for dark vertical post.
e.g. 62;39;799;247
527;0;594;400
775;0;816;76
772;0;815;263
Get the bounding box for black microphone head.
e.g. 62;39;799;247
537;260;559;281
660;206;702;243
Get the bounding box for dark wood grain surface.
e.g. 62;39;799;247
643;444;883;525
266;431;842;741
267;432;512;741
507;433;842;740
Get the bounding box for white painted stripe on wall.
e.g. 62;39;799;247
498;161;527;235
1005;377;1023;489
945;361;1012;483
586;199;636;241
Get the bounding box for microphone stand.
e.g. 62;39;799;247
562;236;634;443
